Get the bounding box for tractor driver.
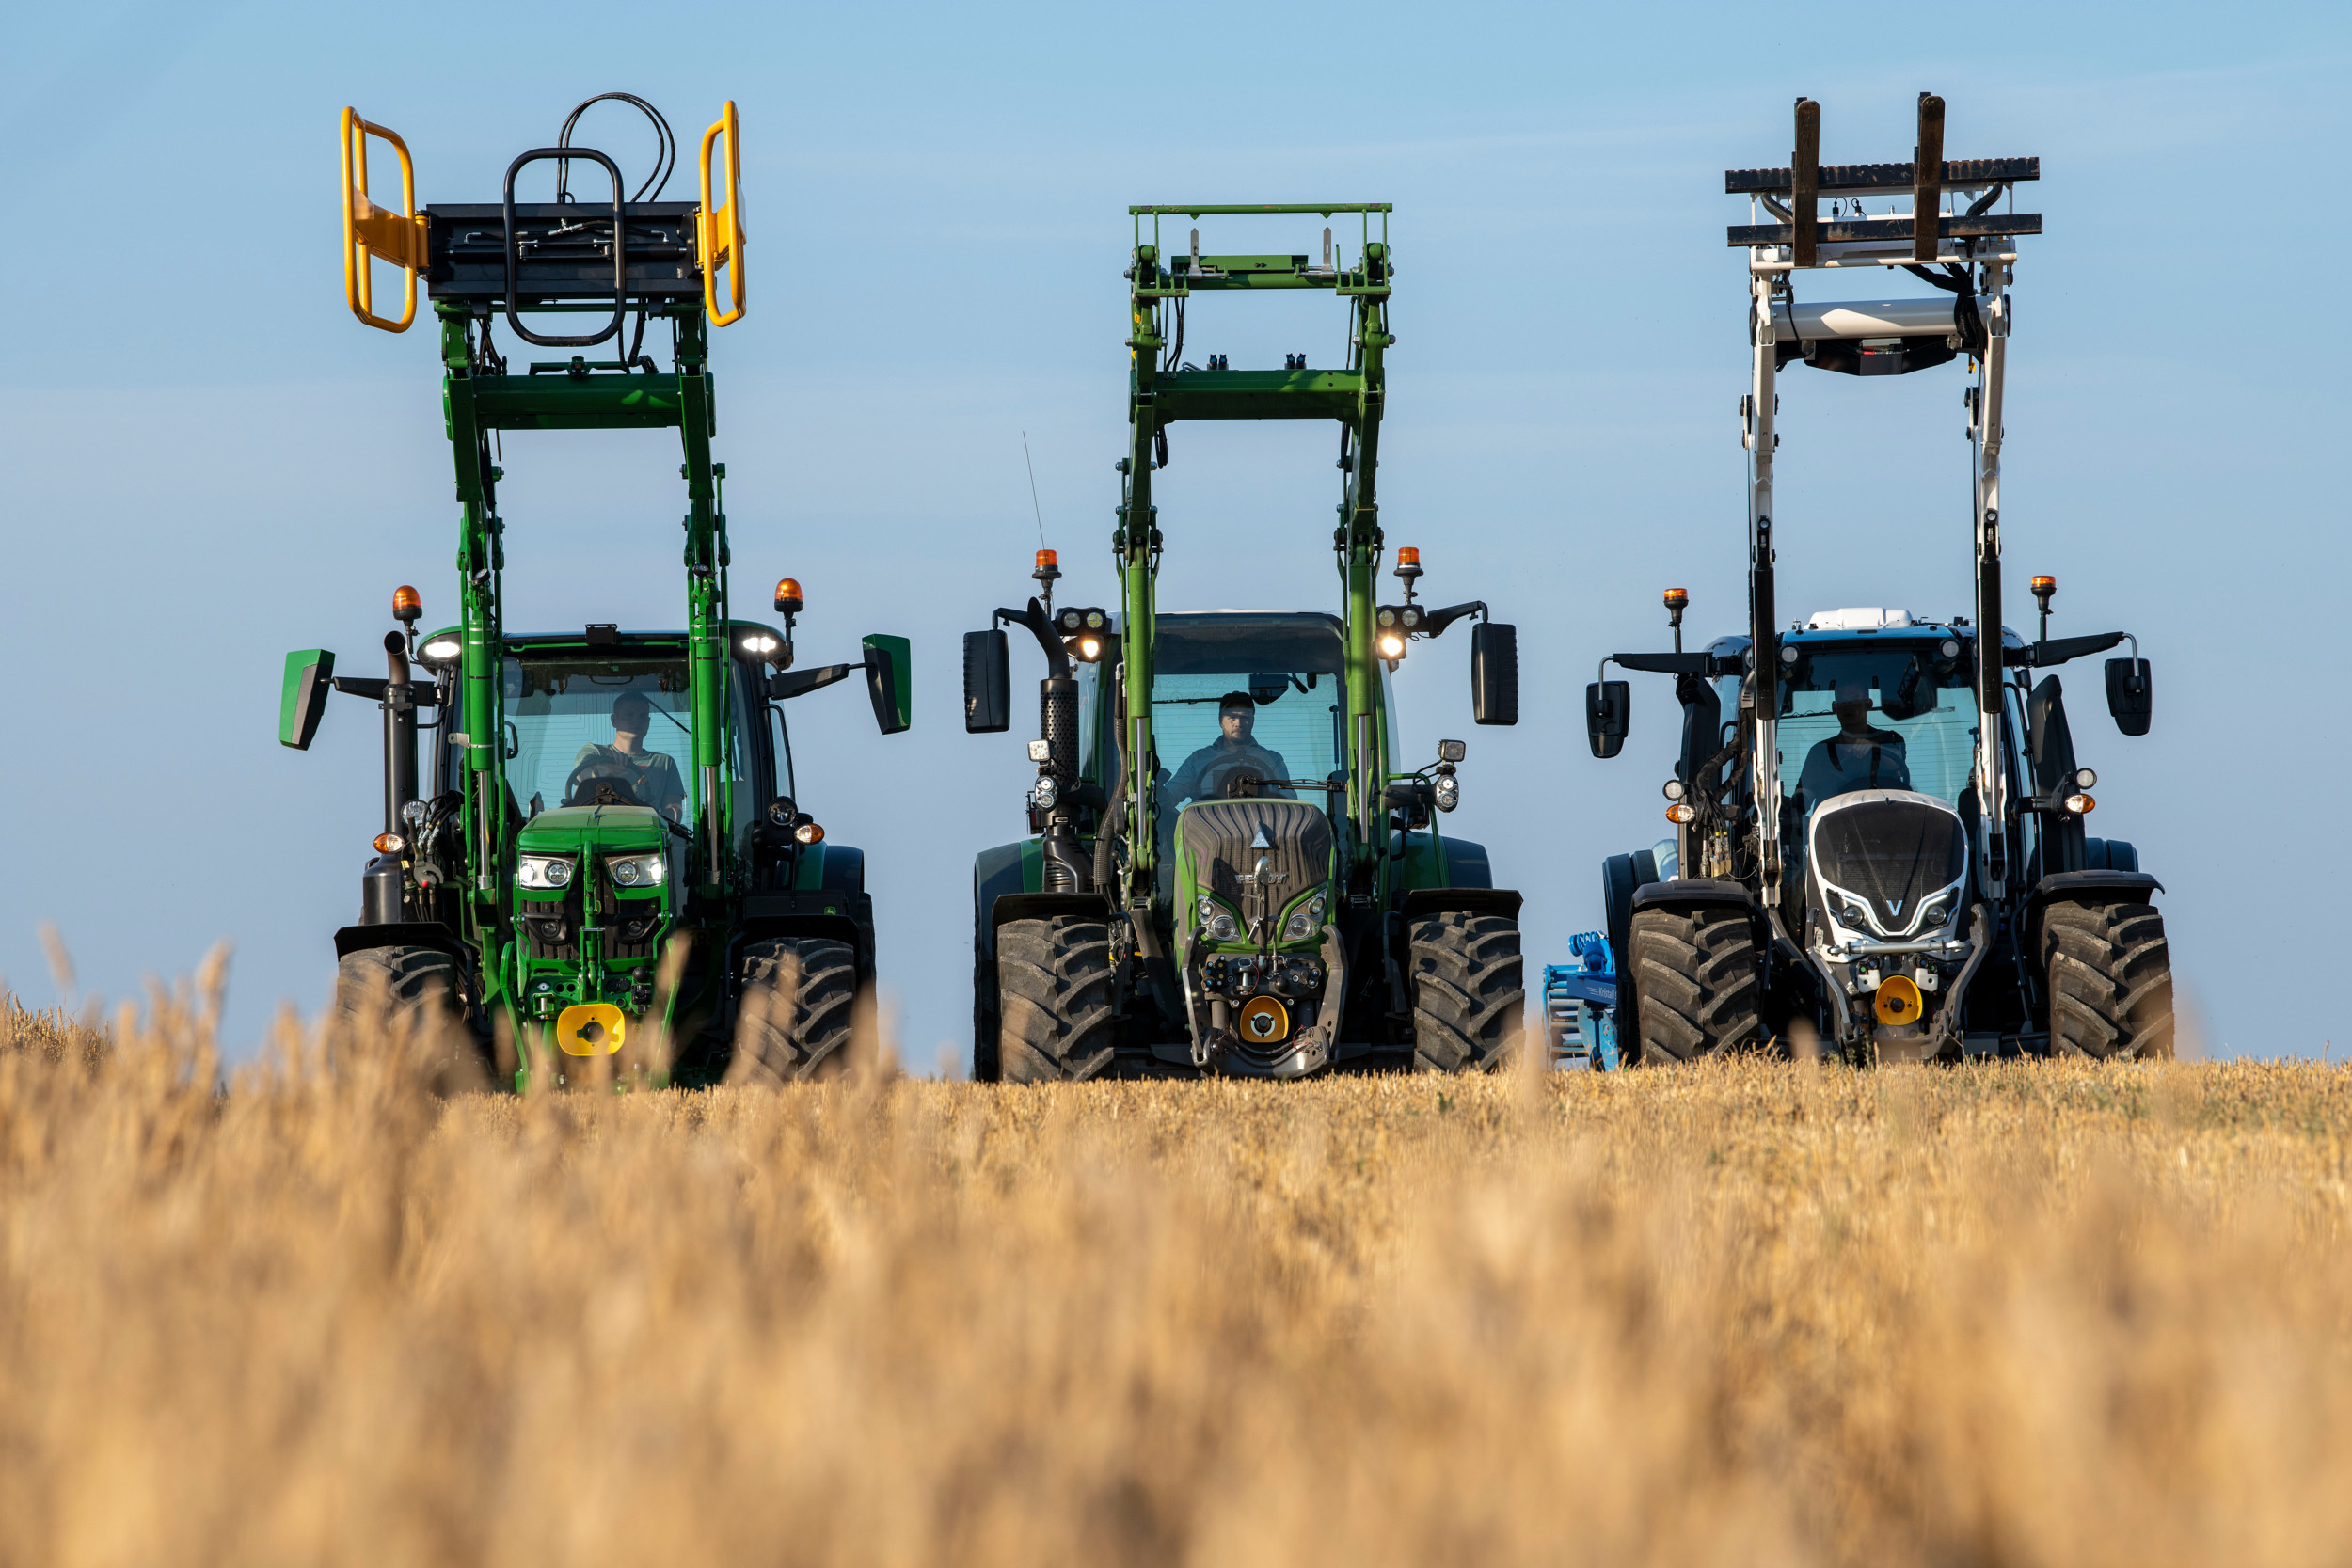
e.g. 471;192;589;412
1797;679;1911;809
568;693;688;818
1167;691;1295;804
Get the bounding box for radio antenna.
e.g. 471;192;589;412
1022;431;1047;547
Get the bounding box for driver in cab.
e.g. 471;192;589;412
570;693;687;818
1167;691;1294;804
1797;679;1910;809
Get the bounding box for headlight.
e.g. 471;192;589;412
1030;776;1059;810
421;638;462;664
1827;893;1871;931
1196;895;1238;941
1432;774;1459;813
607;853;666;888
516;855;574;890
1280;893;1327;942
1917;898;1954;929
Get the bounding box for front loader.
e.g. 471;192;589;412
281;94;912;1087
961;205;1525;1080
1587;94;2171;1065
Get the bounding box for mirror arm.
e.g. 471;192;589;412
770;663;854;700
332;675;390;701
993;599;1071;677
1418;600;1486;638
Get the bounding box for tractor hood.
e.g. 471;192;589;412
1176;799;1334;953
516;803;668;857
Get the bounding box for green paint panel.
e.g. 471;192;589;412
862;634;913;734
279;650;334;751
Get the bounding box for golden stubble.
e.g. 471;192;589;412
1;987;2347;1568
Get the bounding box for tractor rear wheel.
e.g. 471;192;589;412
734;937;861;1082
1408;911;1525;1072
996;917;1117;1084
1626;904;1760;1064
2041;899;2175;1060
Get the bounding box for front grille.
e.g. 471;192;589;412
605;911;664;960
1809;795;1967;932
1178;800;1333;906
520;895;578;960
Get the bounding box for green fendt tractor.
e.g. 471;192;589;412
282;95;911;1086
961;205;1524;1081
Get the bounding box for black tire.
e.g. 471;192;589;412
1407;911;1525;1073
1626;904;1760;1064
971;927;1003;1084
734;937;859;1083
996;918;1116;1084
2041;899;2174;1060
335;944;461;1037
334;944;481;1086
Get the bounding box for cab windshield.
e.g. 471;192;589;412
1771;645;1979;815
1151;615;1345;814
504;655;695;819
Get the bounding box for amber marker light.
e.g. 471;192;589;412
773;578;803;615
2064;792;2097;815
392;585;422;623
1665;802;1696;824
373;832;405;855
793;820;825;845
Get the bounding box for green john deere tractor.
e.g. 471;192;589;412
962;204;1524;1081
283;94;910;1086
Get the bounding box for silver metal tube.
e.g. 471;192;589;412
1973;265;2011;887
1748;269;1783;907
1772;295;1993;341
1820;937;1970;958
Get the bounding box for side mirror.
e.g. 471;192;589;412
2104;657;2152;736
1470;622;1518;726
862;634;912;736
963;629;1011;734
279;649;336;751
1586;680;1629;759
2026;674;2078;791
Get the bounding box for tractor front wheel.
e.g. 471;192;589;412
335;944;461;1038
996;917;1117;1084
2041;899;2175;1060
333;944;480;1085
1408;911;1526;1072
1626;904;1761;1064
734;937;861;1082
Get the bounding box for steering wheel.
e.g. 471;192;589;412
564;763;644;809
1219;770;1268;800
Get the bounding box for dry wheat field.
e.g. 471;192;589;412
3;978;2349;1568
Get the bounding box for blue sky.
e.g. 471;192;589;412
4;0;2345;1064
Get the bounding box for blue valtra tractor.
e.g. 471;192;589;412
1584;94;2170;1066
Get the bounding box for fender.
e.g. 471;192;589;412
991;891;1114;932
1398;887;1522;921
333;920;470;965
1629;878;1755;916
2022;868;2164;955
